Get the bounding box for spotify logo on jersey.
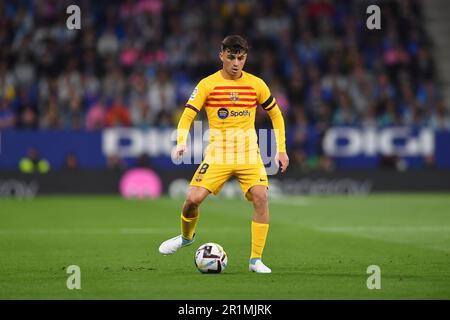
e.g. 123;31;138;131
217;108;229;119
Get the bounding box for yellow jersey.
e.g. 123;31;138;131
178;70;286;164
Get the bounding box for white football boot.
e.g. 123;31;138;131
249;259;272;273
159;234;195;255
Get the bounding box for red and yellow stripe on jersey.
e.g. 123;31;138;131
177;70;286;163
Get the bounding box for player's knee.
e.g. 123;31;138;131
252;189;268;206
184;194;202;212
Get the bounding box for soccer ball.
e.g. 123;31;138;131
194;242;228;273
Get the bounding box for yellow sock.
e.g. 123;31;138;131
181;213;199;240
250;221;269;260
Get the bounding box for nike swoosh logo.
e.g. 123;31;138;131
259;179;266;182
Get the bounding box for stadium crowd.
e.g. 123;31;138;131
1;0;449;169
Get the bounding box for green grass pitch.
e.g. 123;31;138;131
1;194;449;299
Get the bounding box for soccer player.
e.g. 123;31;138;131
159;35;289;273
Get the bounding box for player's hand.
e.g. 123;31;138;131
275;152;289;173
172;144;187;160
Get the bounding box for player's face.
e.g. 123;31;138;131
220;50;247;79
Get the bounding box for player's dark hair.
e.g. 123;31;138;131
221;35;249;54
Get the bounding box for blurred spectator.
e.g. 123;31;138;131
14;54;35;87
102;67;127;99
63;153;79;171
129;72;152;128
321;56;348;95
416;80;441;109
63;94;84;130
147;69;176;122
413;47;435;81
347;64;373;115
378;99;402;127
14;88;39;129
429;100;450;130
291;104;335;172
361;104;378;128
19;147;50;174
107;154;127;171
97;26;120;58
57;61;83;108
318;154;335;172
86;98;107;130
40;95;62;129
17;105;39;129
332;91;357;126
105;96;131;127
0;97;16;129
373;73;396;101
291;108;310;169
296;30;321;65
287;72;306;107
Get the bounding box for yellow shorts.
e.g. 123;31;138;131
190;156;269;202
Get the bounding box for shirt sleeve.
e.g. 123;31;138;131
256;77;286;153
256;78;272;106
177;107;198;145
267;105;286;153
177;79;209;145
185;79;208;112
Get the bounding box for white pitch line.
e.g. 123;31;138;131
0;227;243;235
0;228;172;235
316;226;450;233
